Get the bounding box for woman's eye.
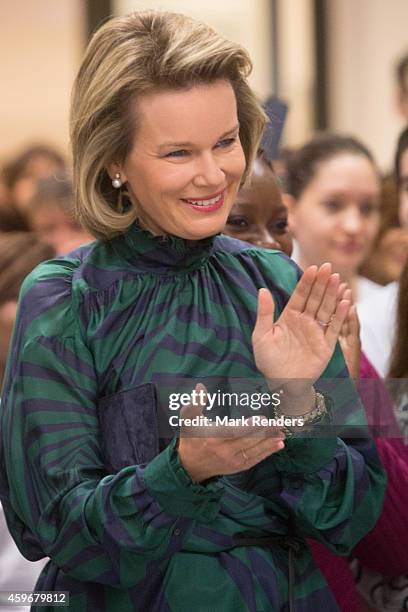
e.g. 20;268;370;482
226;215;248;228
165;149;189;158
215;137;236;149
360;202;379;216
323;200;341;212
273;219;289;233
399;178;408;193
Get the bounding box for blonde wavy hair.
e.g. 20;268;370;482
70;10;266;240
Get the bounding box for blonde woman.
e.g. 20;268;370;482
0;11;385;611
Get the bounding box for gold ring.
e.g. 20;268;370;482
241;449;249;463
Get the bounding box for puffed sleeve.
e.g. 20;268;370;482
233;249;387;555
0;259;224;588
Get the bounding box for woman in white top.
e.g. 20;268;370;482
284;133;382;310
359;126;408;376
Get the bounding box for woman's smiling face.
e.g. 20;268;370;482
114;80;246;240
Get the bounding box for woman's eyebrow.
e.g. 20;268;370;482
158;124;240;150
275;205;289;214
232;202;252;209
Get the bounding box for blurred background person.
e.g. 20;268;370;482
395;50;408;123
0;232;54;611
397;127;408;226
359;187;408;286
224;150;408;612
359;127;408;376
284;133;382;307
0;144;66;232
225;151;292;256
361;127;408;286
388;257;408;444
26;174;93;254
358;52;408;288
0;175;28;233
0;232;55;388
353;245;408;612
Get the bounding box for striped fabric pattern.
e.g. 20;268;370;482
0;224;386;611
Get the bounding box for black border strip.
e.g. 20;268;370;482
86;0;113;40
314;0;327;129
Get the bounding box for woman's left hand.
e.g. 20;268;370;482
252;263;350;391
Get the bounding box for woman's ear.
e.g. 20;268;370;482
106;162;128;184
282;193;297;234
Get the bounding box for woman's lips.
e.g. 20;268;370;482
334;242;364;254
182;191;225;212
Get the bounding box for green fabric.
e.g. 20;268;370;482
0;224;386;611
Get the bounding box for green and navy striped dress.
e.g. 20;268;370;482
0;223;386;611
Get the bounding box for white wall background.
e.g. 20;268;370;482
0;0;85;162
276;0;315;146
326;0;408;170
1;0;408;171
115;0;274;100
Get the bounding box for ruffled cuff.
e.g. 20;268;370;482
272;392;338;473
144;438;224;521
272;436;338;473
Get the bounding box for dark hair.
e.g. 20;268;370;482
0;232;55;304
271;146;295;192
286;133;376;199
0;207;29;232
396;51;408;92
388;259;408;379
250;150;284;192
256;149;275;171
395;126;408;183
2;145;66;190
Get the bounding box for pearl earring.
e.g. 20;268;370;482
112;172;123;189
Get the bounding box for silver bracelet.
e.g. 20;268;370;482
298;391;327;425
275;391;328;436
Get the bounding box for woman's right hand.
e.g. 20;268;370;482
177;384;285;483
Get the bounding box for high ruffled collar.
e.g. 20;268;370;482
112;221;216;274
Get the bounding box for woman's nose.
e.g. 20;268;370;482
342;208;363;233
254;230;282;251
193;153;225;188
